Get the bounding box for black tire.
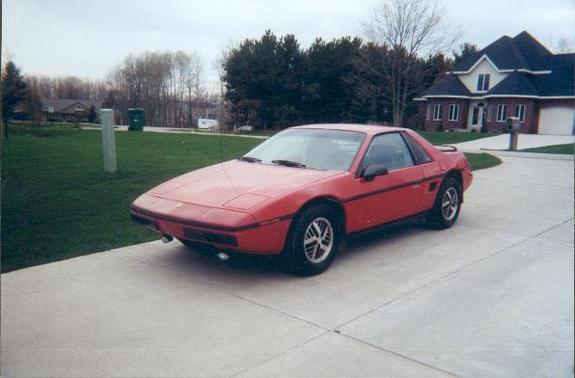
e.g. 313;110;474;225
282;204;342;276
426;177;462;229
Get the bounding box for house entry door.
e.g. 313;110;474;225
469;104;484;130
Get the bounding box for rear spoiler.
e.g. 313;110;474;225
436;145;458;152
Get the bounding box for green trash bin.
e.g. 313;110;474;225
127;108;145;131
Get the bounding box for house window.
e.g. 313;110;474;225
486;105;491;122
48;106;54;113
433;104;442;121
476;74;490;91
448;104;459;121
515;104;525;122
496;104;507;122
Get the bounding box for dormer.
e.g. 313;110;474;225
453;55;508;94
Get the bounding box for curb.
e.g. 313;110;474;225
459;149;574;161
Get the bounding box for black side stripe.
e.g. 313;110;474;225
342;173;447;203
132;173;449;231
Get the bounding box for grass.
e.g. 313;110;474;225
1;123;260;273
1;122;499;272
464;152;502;171
520;143;574;155
418;131;495;145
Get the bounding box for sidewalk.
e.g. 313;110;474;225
453;133;574;151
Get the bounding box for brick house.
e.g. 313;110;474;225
415;31;574;135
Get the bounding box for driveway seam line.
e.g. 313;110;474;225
228;330;331;377
337;333;461;377
112;248;333;331
111;246;462;377
333;236;530;331
532;217;574;238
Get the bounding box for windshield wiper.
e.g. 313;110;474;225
238;156;262;163
272;159;306;168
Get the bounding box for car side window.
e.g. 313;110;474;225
362;133;414;172
401;133;433;165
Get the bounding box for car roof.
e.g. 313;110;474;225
292;123;407;135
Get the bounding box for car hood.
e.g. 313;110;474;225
146;160;343;210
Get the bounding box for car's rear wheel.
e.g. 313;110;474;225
282;204;341;276
426;177;462;229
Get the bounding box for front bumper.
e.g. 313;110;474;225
130;206;292;255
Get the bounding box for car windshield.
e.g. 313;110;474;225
242;128;365;171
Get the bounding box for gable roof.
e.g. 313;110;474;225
416;31;574;100
530;54;575;96
419;74;471;97
453;31;552;73
41;98;102;113
487;72;539;96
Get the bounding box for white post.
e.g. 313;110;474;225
100;109;117;173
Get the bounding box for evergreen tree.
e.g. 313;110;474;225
1;61;28;138
88;105;97;123
452;43;479;66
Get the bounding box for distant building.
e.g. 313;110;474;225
14;98;102;123
415;31;575;135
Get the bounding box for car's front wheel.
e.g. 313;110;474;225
282;204;341;276
426;177;462;229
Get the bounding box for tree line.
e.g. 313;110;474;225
17;51;214;127
224;0;475;129
2;0;480;132
223;32;476;130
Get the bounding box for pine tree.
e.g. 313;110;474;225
1;61;28;138
88;105;97;123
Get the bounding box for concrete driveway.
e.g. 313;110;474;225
2;155;573;377
453;133;574;151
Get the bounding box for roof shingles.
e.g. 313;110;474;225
419;31;574;99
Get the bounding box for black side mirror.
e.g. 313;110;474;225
362;164;389;182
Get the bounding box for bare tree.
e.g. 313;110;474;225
361;0;459;126
214;43;236;129
104;51;209;127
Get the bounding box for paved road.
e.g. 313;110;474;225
82;125;269;139
2;155;573;377
453;133;574;151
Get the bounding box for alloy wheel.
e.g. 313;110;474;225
303;217;334;264
441;187;459;221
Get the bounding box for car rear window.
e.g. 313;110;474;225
401;133;433;165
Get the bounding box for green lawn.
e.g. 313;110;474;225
1;123;499;272
464;152;502;171
521;143;574;155
418;131;495;145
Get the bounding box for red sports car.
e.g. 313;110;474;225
131;124;472;275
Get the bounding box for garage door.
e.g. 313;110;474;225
538;107;575;135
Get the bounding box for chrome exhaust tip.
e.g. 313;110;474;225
216;252;230;262
161;234;173;243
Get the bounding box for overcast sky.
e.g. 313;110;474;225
3;0;575;86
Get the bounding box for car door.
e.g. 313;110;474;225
400;132;443;213
348;132;424;230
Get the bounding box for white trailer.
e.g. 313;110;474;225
198;118;219;130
